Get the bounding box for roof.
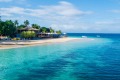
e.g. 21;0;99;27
18;27;39;31
37;33;58;35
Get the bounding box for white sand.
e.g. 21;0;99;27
0;38;77;49
0;38;94;49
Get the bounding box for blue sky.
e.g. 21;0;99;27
0;0;120;33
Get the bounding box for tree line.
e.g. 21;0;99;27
0;20;62;38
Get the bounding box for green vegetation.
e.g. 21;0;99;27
17;24;26;29
20;31;36;39
0;19;63;38
56;30;62;34
50;27;54;33
32;24;40;29
14;20;19;27
24;20;29;27
41;27;47;33
0;20;16;37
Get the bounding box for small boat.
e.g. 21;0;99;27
81;36;87;38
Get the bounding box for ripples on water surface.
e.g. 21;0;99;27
0;36;120;80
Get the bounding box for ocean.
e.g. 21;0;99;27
0;33;120;80
68;33;120;38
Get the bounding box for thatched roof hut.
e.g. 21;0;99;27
18;27;39;31
17;27;39;33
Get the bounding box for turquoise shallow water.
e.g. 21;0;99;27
0;37;120;80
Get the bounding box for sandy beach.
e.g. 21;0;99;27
0;37;94;49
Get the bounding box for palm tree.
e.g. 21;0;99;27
41;27;47;33
14;20;19;27
56;30;62;34
0;16;1;21
32;24;40;29
3;20;16;37
24;20;29;27
50;27;54;33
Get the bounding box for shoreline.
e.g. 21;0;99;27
0;38;78;50
0;38;93;50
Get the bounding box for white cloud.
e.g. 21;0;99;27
0;1;120;33
0;0;27;3
0;1;93;17
0;7;25;16
0;1;94;32
92;19;120;33
95;21;115;25
0;0;12;2
111;10;120;13
95;19;120;25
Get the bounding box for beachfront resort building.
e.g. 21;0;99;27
17;27;62;38
37;33;61;38
17;27;39;34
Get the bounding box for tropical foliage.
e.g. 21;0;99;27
41;27;47;33
0;19;62;38
14;20;19;27
50;27;54;33
17;24;26;29
0;20;16;37
56;30;62;34
24;20;29;27
20;31;36;39
32;24;40;29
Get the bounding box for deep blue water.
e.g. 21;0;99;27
0;33;120;80
68;33;120;38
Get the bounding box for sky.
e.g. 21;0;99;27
0;0;120;33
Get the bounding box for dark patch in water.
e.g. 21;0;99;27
76;76;120;80
17;59;70;80
62;52;81;60
63;53;76;59
72;64;120;80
